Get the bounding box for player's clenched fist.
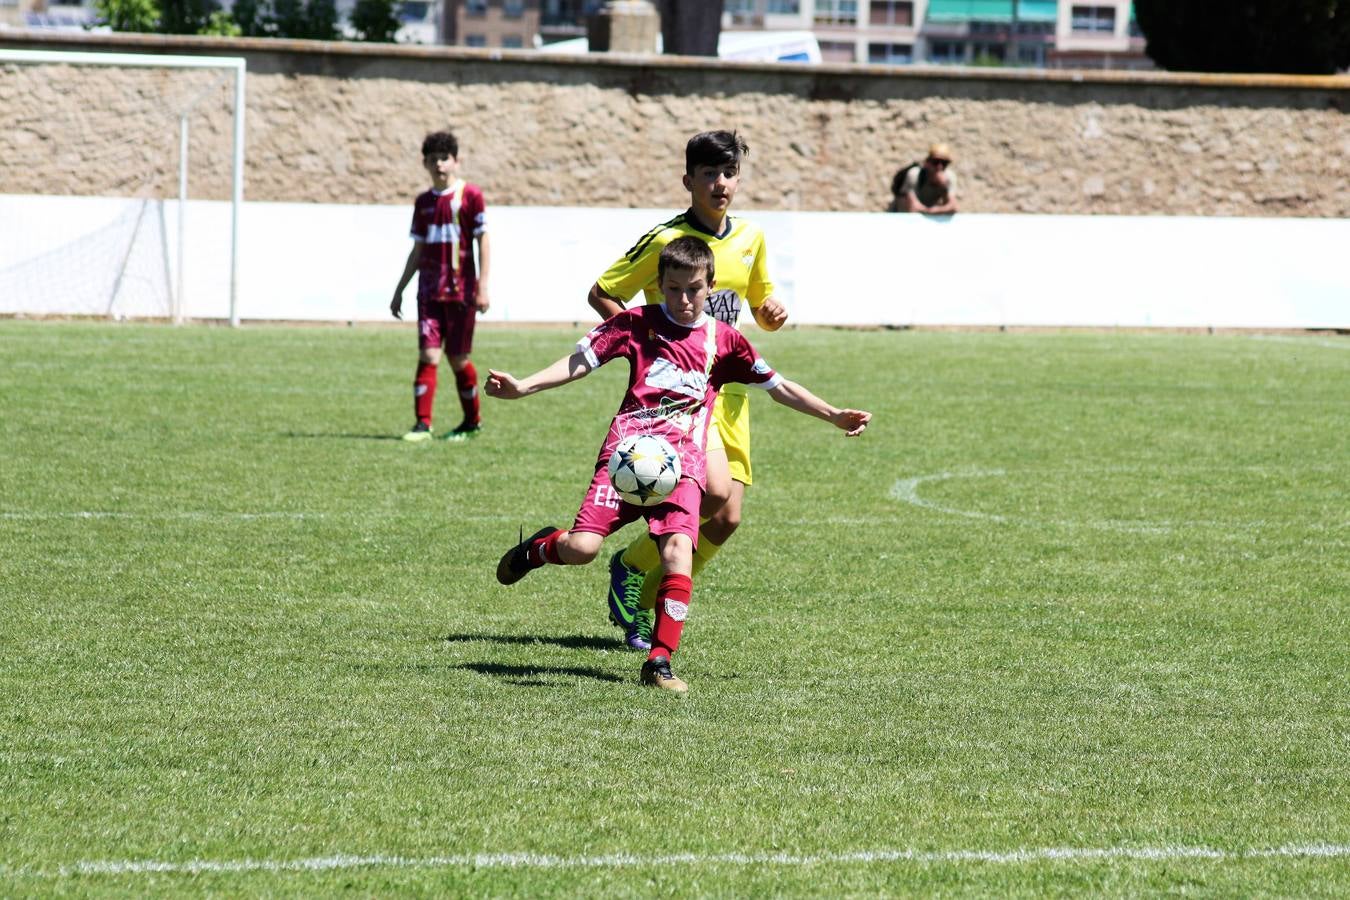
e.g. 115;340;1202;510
484;369;522;400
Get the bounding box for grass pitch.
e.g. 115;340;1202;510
1;321;1347;896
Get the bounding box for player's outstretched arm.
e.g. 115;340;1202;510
391;244;420;319
485;351;594;400
587;283;627;321
766;379;871;437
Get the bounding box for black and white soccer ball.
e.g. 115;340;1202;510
607;434;681;506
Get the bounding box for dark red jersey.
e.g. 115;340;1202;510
409;180;486;303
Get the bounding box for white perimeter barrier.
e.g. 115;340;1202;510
3;195;1347;329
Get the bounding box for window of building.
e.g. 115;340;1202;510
1071;5;1115;33
814;0;857;25
542;0;602;26
927;39;965;64
503;0;524;18
725;0;757;24
465;33;487;45
869;0;912;27
399;0;429;21
1015;20;1054;35
766;0;799;12
971;41;1006;63
818;39;855;62
867;42;912;64
465;0;487;16
502;33;524;46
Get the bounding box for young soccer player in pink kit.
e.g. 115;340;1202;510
487;237;870;693
391;130;491;442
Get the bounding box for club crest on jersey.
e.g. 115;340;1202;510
663;598;689;622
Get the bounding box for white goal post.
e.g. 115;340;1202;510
0;48;245;325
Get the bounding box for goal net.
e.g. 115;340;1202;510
0;49;244;322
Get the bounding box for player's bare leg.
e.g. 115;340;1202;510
700;476;743;546
497;528;602;585
630;450;736;613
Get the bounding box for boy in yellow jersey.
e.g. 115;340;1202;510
587;130;788;650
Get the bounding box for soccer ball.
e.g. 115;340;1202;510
607;434;681;506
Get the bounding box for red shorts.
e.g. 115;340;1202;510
418;296;477;356
571;466;702;545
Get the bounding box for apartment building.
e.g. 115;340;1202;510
724;0;920;65
443;0;540;48
1;0;94;29
723;0;1143;68
441;0;1145;68
1048;0;1148;69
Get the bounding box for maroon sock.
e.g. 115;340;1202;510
414;361;437;425
649;573;693;660
528;529;565;566
455;361;480;426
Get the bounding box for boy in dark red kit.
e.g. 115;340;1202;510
486;237;871;694
391;130;491;442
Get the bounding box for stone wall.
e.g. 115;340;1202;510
2;32;1348;217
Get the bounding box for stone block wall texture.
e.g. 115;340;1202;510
2;32;1348;217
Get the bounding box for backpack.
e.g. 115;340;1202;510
890;161;928;197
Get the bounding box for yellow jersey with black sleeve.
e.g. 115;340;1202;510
595;210;774;401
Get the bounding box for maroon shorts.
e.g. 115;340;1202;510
571;466;702;545
418;297;477;356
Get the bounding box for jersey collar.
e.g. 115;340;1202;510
683;207;732;240
658;303;707;329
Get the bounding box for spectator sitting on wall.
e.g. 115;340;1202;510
888;144;958;214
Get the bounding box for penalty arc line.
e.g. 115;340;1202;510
2;843;1348;878
888;469;1173;535
886;470;1350;536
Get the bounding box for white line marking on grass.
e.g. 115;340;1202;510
890;469;1169;535
887;470;1346;537
1250;335;1349;351
0;512;324;520
3;843;1346;879
0;511;525;522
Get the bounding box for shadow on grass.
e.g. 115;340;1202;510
443;632;617;652
457;662;625;686
282;431;405;442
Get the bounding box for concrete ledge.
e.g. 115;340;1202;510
4;29;1349;90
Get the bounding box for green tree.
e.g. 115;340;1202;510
350;0;400;42
268;0;308;36
229;0;266;35
93;0;159;32
1134;0;1350;74
305;0;340;39
199;9;241;35
159;0;218;33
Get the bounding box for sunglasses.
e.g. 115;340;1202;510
927;158;950;169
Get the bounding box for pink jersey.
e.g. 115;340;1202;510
410;180;486;303
577;304;781;488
